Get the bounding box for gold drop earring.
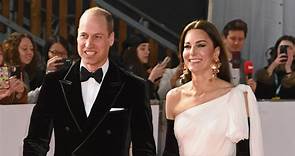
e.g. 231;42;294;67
209;57;221;81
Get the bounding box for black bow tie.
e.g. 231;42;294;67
80;66;103;83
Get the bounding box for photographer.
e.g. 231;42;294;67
44;36;70;74
28;36;71;103
255;35;295;99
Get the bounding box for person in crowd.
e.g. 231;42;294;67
0;44;12;101
1;33;40;104
122;33;167;101
44;35;70;73
222;19;256;91
163;20;263;156
0;44;4;66
156;52;183;156
157;52;183;101
2;32;43;91
255;35;295;99
23;6;156;156
27;35;71;103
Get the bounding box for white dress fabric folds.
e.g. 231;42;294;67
174;84;264;156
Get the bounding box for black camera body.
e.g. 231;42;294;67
280;45;288;55
279;45;288;61
57;58;72;71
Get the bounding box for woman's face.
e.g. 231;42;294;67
18;37;34;65
136;43;150;64
183;29;218;74
48;42;68;59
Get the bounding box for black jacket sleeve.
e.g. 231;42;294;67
236;117;250;156
163;119;179;156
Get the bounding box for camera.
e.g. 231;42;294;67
280;45;288;55
57;58;72;71
10;66;22;79
279;45;288;61
0;66;10;89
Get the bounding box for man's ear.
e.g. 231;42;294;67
109;32;115;46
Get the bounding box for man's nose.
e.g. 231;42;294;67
85;37;94;47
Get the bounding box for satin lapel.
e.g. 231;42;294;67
83;62;126;135
59;61;87;132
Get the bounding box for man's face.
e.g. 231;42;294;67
77;13;114;71
223;30;246;53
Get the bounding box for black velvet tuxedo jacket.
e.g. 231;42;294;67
23;60;156;156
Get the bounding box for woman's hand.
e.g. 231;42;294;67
285;50;294;73
9;77;25;94
246;77;257;92
46;56;64;73
267;53;287;76
0;88;11;100
170;63;183;87
148;64;166;83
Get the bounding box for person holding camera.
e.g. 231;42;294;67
28;36;71;103
121;33;167;102
44;36;71;74
255;35;295;99
1;32;41;104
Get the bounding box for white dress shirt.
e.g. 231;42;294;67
80;59;109;117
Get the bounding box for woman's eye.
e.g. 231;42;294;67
196;44;206;48
184;45;191;49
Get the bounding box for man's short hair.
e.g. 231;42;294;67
222;19;248;38
81;7;114;34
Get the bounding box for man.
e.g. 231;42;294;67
222;19;256;91
23;7;156;156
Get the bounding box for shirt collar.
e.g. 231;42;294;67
80;59;109;80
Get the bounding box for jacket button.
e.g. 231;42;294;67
106;129;112;135
65;126;70;131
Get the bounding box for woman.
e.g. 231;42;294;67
163;20;263;156
255;35;295;99
0;44;11;101
2;32;42;91
28;35;70;103
44;35;70;73
122;34;167;100
1;32;39;104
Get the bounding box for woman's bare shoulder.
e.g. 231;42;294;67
165;83;190;119
165;88;181;119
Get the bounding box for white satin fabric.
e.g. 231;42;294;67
174;84;264;156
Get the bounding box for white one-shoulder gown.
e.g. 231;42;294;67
174;84;264;156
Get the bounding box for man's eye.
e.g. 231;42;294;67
79;34;87;38
95;35;103;39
